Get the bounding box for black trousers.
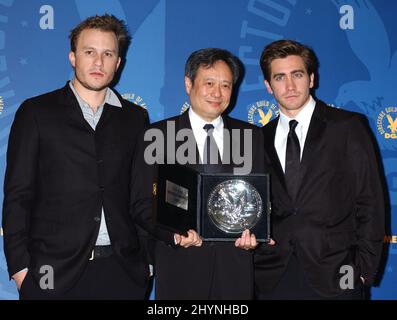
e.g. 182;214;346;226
19;255;148;300
257;253;364;300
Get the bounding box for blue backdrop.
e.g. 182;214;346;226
0;0;396;300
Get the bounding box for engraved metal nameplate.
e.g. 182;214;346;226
165;180;189;211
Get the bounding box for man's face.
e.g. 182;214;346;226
265;55;314;116
185;60;233;122
69;28;121;92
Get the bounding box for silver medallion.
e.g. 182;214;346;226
207;179;262;233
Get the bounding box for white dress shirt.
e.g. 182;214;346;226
274;96;316;172
188;108;224;163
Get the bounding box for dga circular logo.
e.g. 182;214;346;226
0;96;3;115
180;101;190;114
121;93;147;109
377;107;397;140
248;100;279;127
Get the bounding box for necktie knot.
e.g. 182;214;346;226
203;123;214;133
289;119;298;132
202;123;220;170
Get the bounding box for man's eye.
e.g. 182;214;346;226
85;50;93;55
105;52;113;57
274;75;283;81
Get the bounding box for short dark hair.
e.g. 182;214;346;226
69;14;131;57
185;48;241;85
260;39;318;81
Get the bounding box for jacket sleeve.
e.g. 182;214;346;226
348;114;385;285
2;100;38;279
129;115;175;265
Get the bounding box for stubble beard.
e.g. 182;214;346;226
74;72;113;92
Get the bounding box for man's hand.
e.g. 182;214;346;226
235;229;258;250
12;270;28;290
235;230;276;250
175;229;203;248
268;239;276;245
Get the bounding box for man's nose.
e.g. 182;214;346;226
285;76;296;90
211;84;222;97
94;54;104;66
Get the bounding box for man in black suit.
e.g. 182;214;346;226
2;14;153;299
254;39;385;299
139;48;268;299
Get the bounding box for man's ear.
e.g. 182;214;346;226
309;73;314;89
185;76;193;95
116;57;121;71
69;51;76;68
264;80;273;95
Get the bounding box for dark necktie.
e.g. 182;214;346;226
285;120;300;200
203;124;221;171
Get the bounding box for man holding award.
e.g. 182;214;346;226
139;48;270;299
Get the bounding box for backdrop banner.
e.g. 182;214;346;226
0;0;396;300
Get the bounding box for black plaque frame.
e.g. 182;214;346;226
155;164;271;242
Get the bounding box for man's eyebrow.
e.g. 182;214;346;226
272;69;305;78
291;69;305;74
81;46;117;53
272;72;285;78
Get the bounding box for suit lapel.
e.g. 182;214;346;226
176;111;202;170
60;82;120;134
59;84;94;133
221;116;236;172
263;103;327;204
298;102;327;192
263;118;286;189
96;103;118;132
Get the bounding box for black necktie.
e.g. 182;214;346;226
285;120;300;200
203;124;220;171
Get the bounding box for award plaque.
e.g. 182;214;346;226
207;179;263;234
155;164;271;242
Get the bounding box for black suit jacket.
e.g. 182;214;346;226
2;83;152;295
138;110;266;299
255;100;385;297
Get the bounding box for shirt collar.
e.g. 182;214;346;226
188;107;223;133
69;80;122;108
279;95;315;131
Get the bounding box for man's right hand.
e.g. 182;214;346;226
12;270;28;290
174;229;203;248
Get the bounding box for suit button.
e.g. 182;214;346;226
94;216;101;222
97;159;103;164
293;208;298;215
99;186;105;191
